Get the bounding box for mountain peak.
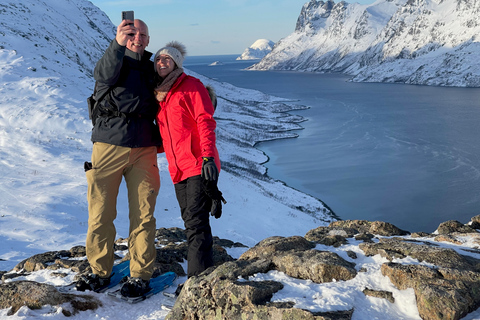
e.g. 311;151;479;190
236;39;275;60
251;0;480;87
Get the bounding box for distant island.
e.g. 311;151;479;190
209;61;223;66
236;39;275;61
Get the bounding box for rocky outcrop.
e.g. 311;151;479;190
2;218;480;319
0;230;241;316
0;281;101;316
165;259;355;320
167;218;480;320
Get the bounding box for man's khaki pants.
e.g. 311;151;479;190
86;142;160;280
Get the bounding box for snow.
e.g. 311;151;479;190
236;39;275;60
209;61;223;66
1;0;480;319
252;0;480;87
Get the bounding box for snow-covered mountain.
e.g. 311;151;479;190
0;0;331;272
236;39;275;60
251;0;480;87
5;2;480;320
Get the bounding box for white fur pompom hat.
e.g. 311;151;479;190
154;41;187;71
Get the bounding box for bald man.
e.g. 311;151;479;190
77;18;161;298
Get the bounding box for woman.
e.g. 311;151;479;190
153;41;221;279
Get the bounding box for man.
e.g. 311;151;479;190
76;18;161;298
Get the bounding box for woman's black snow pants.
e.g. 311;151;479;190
174;175;214;278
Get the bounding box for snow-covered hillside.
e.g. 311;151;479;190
0;0;332;272
236;39;275;60
6;2;480;320
251;0;480;87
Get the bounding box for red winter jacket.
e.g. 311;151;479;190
156;73;221;184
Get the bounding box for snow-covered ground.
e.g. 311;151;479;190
2;0;480;319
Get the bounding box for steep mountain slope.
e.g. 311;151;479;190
0;0;117;256
0;0;333;269
252;0;480;87
0;0;114;79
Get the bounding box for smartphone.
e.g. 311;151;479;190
121;11;134;24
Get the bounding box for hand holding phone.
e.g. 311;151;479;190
121;11;135;37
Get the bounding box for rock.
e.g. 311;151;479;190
354;233;374;242
55;258;90;273
306;226;358;241
361;236;480;320
13;250;71;272
2;270;29;281
411;232;433;238
381;262;480;320
0;280;101;316
360;238;479;270
154;243;188;264
272;250;357;283
155;227;187;245
305;227;348;247
6;221;480;319
165;232;358;319
69;245;86;258
346;251;357;259
436;220;477;234
213;236;248;248
212;244;236;265
166;258;354;320
239;236;315;261
363;288;395;303
470;215;480;229
433;234;463;245
328;220;409;236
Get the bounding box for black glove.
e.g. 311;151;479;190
201;157;218;182
202;179;226;219
84;161;93;172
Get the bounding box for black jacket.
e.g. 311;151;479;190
91;39;161;148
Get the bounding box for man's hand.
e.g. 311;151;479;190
201;157;218;182
115;20;136;47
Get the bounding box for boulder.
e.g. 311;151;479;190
328;220;409;236
166;259;354;320
436;220;477;234
0;280;101;316
361;237;480;320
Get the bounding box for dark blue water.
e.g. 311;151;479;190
185;55;480;233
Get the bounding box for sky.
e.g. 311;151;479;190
89;0;373;56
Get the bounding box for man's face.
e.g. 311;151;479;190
126;20;150;55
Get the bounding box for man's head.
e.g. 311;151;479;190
126;19;150;55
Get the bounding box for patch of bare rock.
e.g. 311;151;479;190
2;217;480;319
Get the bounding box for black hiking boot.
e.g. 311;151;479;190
75;273;111;292
120;277;151;298
175;283;184;296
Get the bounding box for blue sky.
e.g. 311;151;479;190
90;0;373;56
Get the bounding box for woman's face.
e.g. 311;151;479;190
156;54;176;78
